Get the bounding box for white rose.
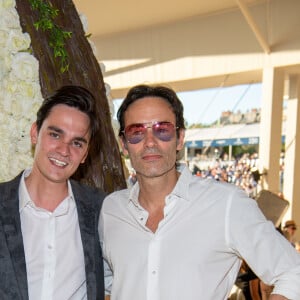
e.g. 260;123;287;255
16;136;32;154
11;52;39;81
0;0;16;10
11;99;23;119
2;94;13;113
3;76;19;95
0;29;9;47
7;30;31;53
0;7;20;29
0;49;12;80
1;49;12;68
17;117;32;133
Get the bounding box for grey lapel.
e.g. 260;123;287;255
0;173;28;299
71;180;105;300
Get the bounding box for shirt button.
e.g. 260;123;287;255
152;271;156;275
48;245;52;249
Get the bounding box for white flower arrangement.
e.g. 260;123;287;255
0;0;43;182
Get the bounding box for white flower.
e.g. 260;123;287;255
0;7;20;29
0;0;16;10
7;30;31;53
0;4;42;182
0;29;9;47
0;52;12;80
11;52;40;81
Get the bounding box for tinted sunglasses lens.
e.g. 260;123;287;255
152;122;176;141
125;124;146;144
124;122;176;144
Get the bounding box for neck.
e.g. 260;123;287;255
25;174;69;212
137;170;180;232
138;170;179;205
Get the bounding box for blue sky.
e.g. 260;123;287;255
178;83;262;125
113;83;262;126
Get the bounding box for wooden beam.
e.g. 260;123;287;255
236;0;271;54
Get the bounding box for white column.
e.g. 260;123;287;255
259;67;284;193
282;75;300;240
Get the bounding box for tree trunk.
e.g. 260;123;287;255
15;0;126;192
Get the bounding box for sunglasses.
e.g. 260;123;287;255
123;121;178;144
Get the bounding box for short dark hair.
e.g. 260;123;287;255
117;84;185;137
36;85;98;138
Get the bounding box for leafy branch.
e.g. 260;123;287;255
29;0;72;72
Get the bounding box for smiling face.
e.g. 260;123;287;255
30;104;91;185
120;97;185;179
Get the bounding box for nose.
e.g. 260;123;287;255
57;140;71;156
143;128;157;147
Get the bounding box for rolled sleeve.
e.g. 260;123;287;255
227;188;300;299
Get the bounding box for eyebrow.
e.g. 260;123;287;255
47;125;89;144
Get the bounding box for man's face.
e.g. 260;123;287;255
287;225;297;237
30;104;91;184
120;97;184;179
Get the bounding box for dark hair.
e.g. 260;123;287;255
117;84;185;137
36;85;98;138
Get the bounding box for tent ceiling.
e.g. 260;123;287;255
73;0;265;38
72;0;300;94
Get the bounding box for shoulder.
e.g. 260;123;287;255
104;188;130;201
0;172;23;197
0;172;22;187
70;180;107;208
102;188;130;209
70;179;106;196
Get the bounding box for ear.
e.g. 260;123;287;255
176;129;185;151
80;150;89;164
119;136;129;155
30;122;38;145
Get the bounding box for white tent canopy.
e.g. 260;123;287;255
185;123;285;148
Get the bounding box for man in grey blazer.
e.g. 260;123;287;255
0;85;106;299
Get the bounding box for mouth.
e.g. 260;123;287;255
142;154;161;161
49;157;68;167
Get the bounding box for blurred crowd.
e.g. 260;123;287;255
191;152;261;198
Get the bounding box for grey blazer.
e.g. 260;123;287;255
0;173;106;300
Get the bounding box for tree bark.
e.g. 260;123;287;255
15;0;126;192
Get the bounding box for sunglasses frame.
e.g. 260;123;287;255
122;121;179;144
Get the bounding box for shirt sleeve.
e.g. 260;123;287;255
226;188;300;299
98;207;113;296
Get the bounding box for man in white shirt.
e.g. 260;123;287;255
0;85;106;299
99;84;300;300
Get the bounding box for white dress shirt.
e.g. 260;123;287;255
99;167;300;300
19;169;87;300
